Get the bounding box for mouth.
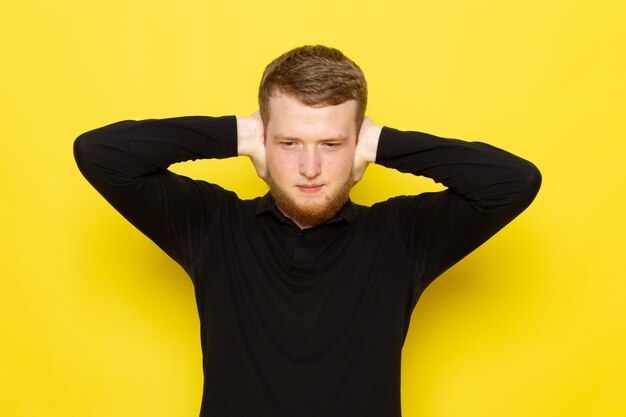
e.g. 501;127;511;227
296;184;324;194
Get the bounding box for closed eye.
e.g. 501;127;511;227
322;142;340;148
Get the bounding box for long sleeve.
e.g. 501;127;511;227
73;115;239;270
375;126;542;290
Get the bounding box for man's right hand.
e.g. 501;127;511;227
237;111;267;180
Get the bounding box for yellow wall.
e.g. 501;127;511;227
2;0;624;416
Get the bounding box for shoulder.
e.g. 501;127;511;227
193;178;241;201
349;194;427;228
193;180;262;216
364;193;432;216
354;191;456;234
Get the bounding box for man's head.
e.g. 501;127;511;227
257;45;368;228
258;45;367;130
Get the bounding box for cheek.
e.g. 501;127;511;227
266;149;296;179
327;151;355;177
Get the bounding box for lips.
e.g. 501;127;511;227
297;184;324;194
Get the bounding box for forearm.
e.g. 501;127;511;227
73;115;239;269
376;126;542;212
74;115;238;185
375;126;541;288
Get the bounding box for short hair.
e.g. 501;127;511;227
258;45;368;128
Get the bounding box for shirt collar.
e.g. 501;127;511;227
255;192;358;226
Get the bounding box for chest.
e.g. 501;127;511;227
196;214;417;316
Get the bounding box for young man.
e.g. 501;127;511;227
74;45;541;417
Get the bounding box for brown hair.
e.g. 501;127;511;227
258;45;367;128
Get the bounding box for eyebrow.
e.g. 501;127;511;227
274;134;349;141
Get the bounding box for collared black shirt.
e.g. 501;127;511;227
74;115;540;417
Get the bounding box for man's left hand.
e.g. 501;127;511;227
352;116;382;183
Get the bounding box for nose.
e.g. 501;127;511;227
299;146;321;179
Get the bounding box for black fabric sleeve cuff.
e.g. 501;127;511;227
221;115;238;158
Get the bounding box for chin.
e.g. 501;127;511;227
266;171;355;226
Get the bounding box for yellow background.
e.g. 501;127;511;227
1;0;624;416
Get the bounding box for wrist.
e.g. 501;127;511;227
236;117;259;156
360;124;382;164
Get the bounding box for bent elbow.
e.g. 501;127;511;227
73;132;91;168
73;131;100;172
515;160;542;208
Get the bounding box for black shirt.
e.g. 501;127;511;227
73;115;541;417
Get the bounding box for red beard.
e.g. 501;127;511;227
265;172;354;228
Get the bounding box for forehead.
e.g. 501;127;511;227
267;93;358;139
